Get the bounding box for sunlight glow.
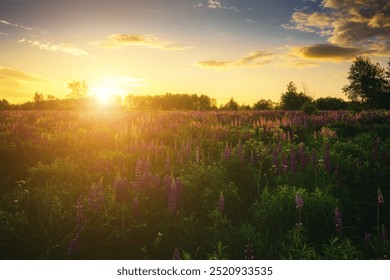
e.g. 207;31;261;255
90;83;124;105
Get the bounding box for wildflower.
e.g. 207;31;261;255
172;249;182;260
378;186;384;205
135;159;143;184
244;239;254;260
295;193;304;208
364;233;372;249
218;192;225;212
195;145;200;164
168;175;177;214
324;143;331;173
335;207;342;234
87;178;104;209
67;231;81;256
223;142;231;160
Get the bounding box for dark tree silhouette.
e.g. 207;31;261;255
342;56;389;109
280;81;312;110
67;80;88;99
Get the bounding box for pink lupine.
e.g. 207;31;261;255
335;207;342;234
218;192;225;212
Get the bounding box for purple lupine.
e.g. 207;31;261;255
113;176;130;202
67;231;81;256
195;145;200;164
218;192;225;212
335;207;342;234
244;239;254;260
172;249;182;260
135;159;143;184
381;224;388;240
364;233;372;249
162;174;172;190
143;156;152;176
290;149;296;173
324;143;331;173
168;175;177;214
299;143;307;169
88;178;104;209
272;147;279;173
223;142;232;160
295;193;304;208
378;186;384;205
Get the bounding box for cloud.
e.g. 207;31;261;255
91;33;191;51
0;19;33;30
294;44;364;60
196;51;274;69
208;0;222;9
18;39;93;57
194;1;239;12
0;66;64;102
283;0;390;56
0;66;50;83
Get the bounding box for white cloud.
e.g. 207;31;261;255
19;39;93;57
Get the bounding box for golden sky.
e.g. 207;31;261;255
1;0;389;105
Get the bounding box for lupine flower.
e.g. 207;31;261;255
364;233;372;249
218;192;225;212
295;193;304;208
168;175;177;214
135;159;143;184
223;142;231;160
195;145;200;164
335;207;342;234
143;156;151;176
324;143;331;173
378;186;384;205
172;249;182;260
88;178;104;209
290;150;296;173
67;231;81;256
244;239;254;260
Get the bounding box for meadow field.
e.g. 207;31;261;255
0;109;389;259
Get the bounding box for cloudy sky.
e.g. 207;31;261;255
1;0;389;104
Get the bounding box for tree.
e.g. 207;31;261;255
0;98;11;110
221;97;239;110
280;81;312;110
316;97;347;110
67;80;88;99
342;56;389;108
253;99;274;110
33;92;44;103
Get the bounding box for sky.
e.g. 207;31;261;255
0;0;389;105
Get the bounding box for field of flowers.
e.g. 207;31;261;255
0;109;389;259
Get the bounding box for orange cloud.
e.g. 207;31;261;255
91;33;192;51
197;51;274;69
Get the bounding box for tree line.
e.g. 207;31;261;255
1;56;389;111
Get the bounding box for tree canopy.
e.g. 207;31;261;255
342;56;390;109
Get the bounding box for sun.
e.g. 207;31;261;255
90;84;124;105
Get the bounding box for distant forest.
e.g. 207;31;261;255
1;56;390;112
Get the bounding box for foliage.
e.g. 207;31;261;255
0;109;389;259
343;56;390;109
280;82;312;110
